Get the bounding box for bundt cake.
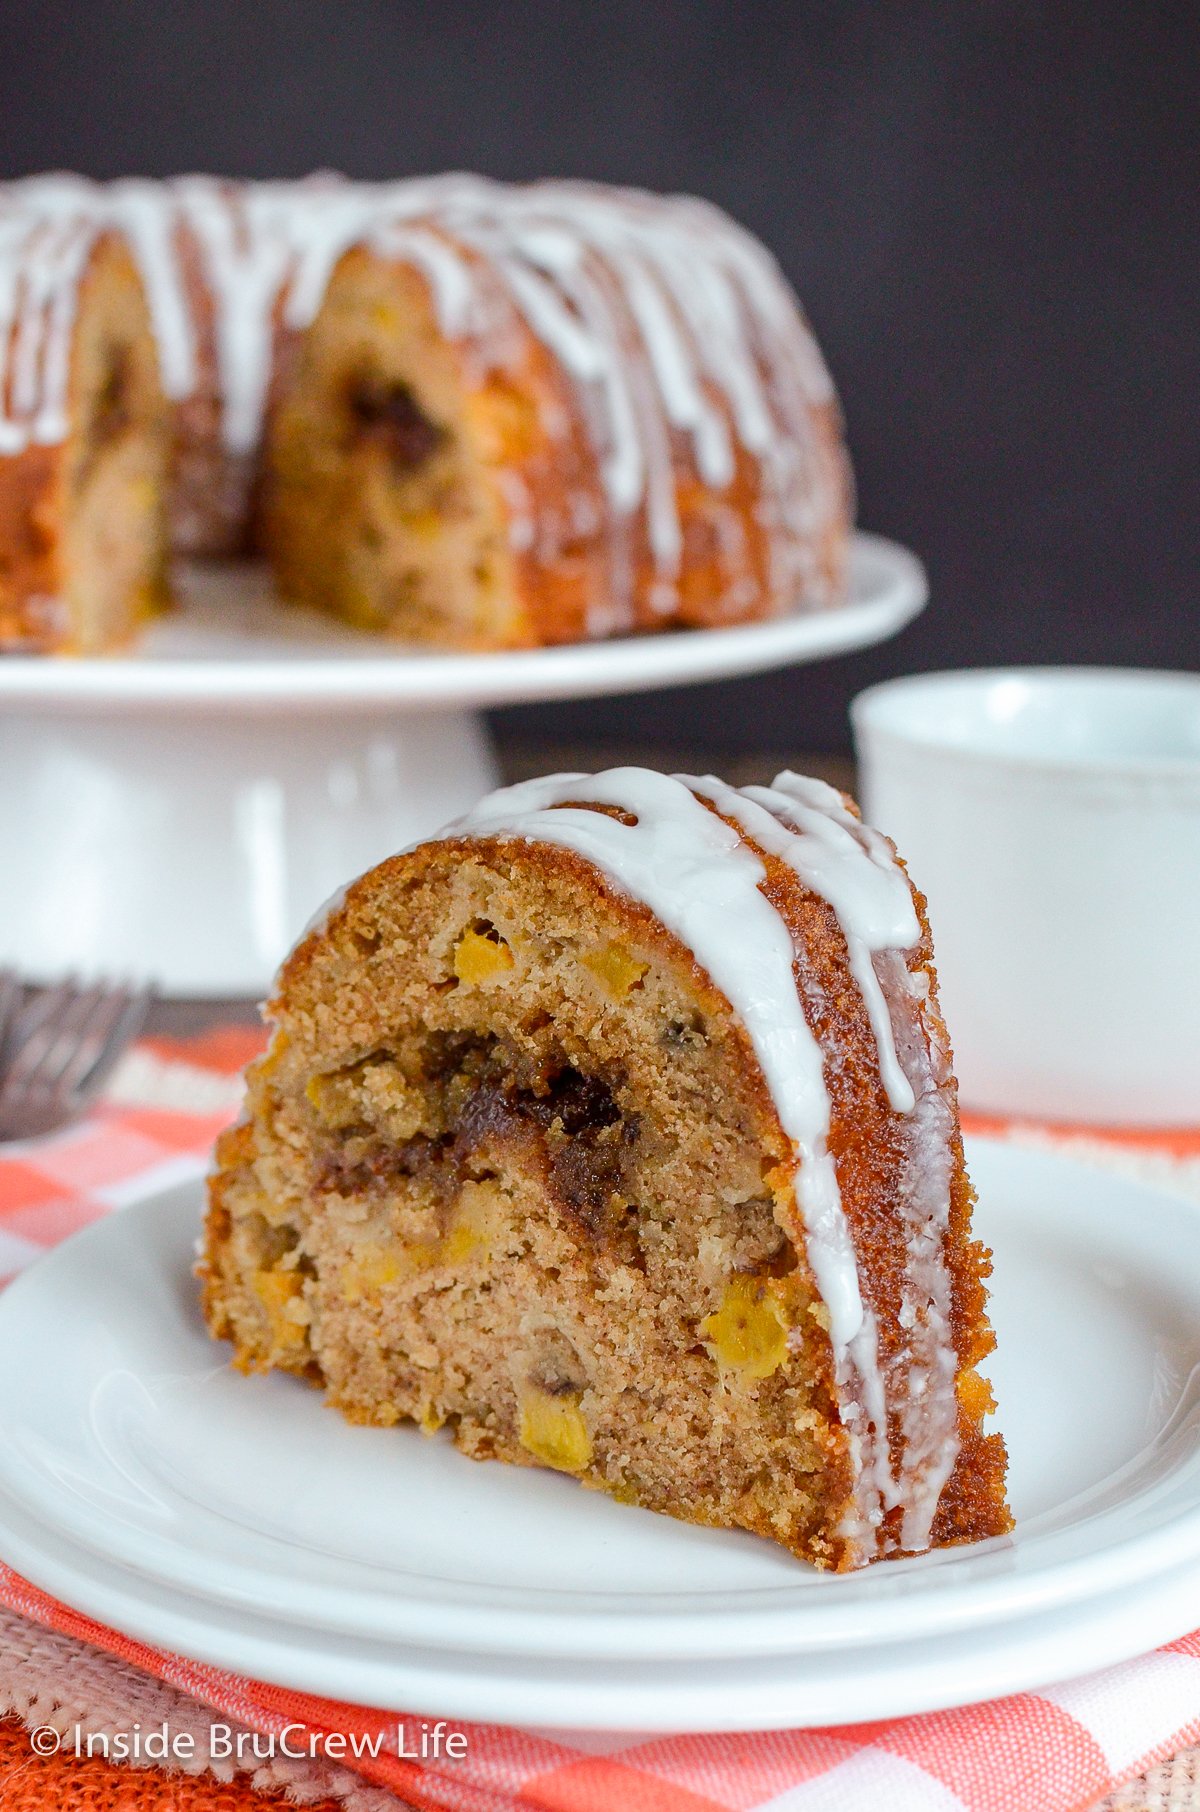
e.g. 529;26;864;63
0;174;851;653
201;767;1010;1571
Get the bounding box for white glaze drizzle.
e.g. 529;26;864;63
729;772;920;1114
445;769;867;1351
171;176;382;454
108;179;198;398
0;178;103;452
683;771;960;1552
0;172;846;623
0;172;384;457
379;177;844;624
419;767;962;1560
872;945;963;1550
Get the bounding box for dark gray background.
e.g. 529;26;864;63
3;0;1195;752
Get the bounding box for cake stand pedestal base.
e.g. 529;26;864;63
0;708;498;997
0;534;927;996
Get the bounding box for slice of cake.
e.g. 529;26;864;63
201;769;1009;1570
0;187;170;652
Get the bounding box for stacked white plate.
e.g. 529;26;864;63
1;1137;1199;1730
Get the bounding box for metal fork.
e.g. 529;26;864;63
0;973;155;1143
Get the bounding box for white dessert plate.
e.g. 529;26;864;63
1;1479;1199;1733
0;532;923;713
1;1138;1199;1730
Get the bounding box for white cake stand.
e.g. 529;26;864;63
0;531;925;995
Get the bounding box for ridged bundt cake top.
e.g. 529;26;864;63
0;172;845;605
295;767;965;1554
0;172;374;454
357;176;841;585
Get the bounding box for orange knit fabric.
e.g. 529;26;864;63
0;1714;360;1810
139;1027;267;1072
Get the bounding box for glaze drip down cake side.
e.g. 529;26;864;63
0;174;850;653
201;768;1010;1570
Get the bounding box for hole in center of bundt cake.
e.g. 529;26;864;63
93;343;133;447
74;341;138;497
346;376;445;470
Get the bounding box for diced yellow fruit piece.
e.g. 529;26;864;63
701;1276;789;1380
453;928;515;985
306;1071;361;1129
254;1268;301;1309
518;1385;593;1473
583;942;649;999
400;507;443;542
763;1162;792;1200
253;1268;307;1348
365;1249;404;1288
956;1367;997;1420
257;1030;291;1081
419;1402;446;1435
441;1219;482;1266
341;1245;404;1303
442;1181;501;1265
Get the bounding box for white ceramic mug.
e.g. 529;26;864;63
851;668;1200;1126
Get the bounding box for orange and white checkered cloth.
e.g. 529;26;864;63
1;1026;1200;1812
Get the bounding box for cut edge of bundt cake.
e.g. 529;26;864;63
260;179;853;649
0;225;170;653
262;244;531;649
200;767;1010;1572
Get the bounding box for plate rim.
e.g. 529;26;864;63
1;1472;1198;1731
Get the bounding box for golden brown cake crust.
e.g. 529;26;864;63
202;776;1009;1572
0;440;65;648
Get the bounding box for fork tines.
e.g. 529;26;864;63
0;968;21;1070
0;976;155;1143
